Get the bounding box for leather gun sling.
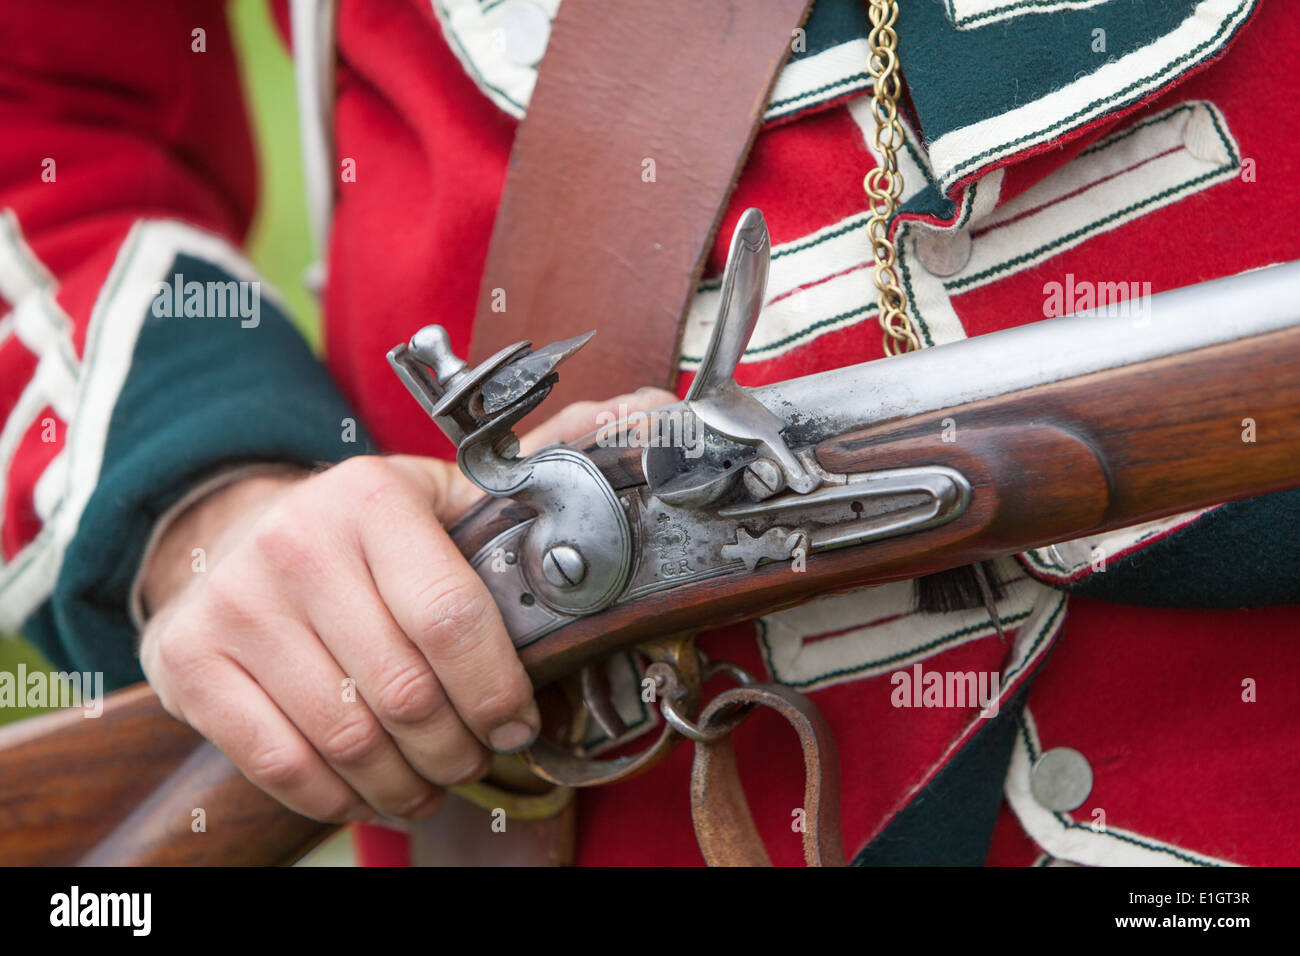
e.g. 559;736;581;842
413;0;837;867
469;0;816;405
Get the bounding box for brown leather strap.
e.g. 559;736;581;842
466;0;821;867
471;0;816;407
690;683;846;867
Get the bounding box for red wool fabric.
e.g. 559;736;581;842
339;0;1299;867
0;0;1293;867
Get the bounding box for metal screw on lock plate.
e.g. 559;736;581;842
542;545;587;589
743;457;786;501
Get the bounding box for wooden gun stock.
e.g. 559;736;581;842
0;684;325;866
2;322;1298;866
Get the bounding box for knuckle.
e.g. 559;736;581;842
317;712;387;765
333;455;390;483
313;794;364;824
244;741;314;792
249;511;318;576
332;457;419;521
200;571;259;628
411;579;494;651
331;456;399;498
152;636;219;694
370;664;443;726
151;630;196;678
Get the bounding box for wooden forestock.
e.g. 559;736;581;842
2;324;1297;865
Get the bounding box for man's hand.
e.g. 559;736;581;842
137;388;675;824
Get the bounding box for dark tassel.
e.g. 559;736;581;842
914;561;1008;638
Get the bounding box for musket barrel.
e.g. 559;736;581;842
5;263;1298;866
752;259;1300;440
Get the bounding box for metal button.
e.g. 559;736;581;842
497;1;551;68
1031;746;1093;812
914;228;972;277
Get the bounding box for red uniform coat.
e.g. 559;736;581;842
0;0;1295;866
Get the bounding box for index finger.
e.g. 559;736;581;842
350;468;539;754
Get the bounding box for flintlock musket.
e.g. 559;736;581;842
2;210;1298;865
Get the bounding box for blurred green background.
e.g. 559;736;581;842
1;0;351;864
0;0;319;729
233;0;323;348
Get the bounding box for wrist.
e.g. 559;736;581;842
138;467;308;620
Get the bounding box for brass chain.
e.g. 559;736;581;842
863;0;921;355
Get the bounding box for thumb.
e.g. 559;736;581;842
519;387;678;455
386;453;483;526
391;387;679;523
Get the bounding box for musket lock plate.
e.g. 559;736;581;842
388;327;632;620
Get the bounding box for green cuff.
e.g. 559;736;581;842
22;253;375;689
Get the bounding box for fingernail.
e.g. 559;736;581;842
449;756;491;786
406;794;443;821
347;806;376;824
398;791;442;821
489;718;537;754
